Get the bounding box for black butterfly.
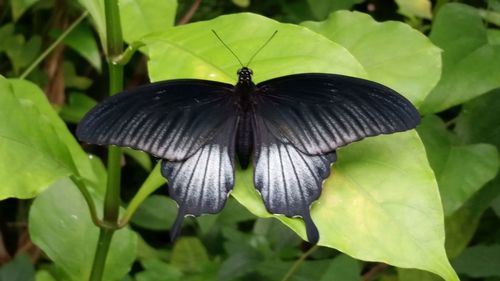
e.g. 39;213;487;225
76;34;420;244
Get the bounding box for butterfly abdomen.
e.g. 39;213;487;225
236;110;253;169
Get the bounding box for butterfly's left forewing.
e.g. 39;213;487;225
76;79;240;240
76;80;236;161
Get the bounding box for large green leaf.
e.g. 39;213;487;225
142;13;456;281
0;78;71;199
143;13;365;83
234;132;457;281
302;10;441;107
399;178;500;281
421;3;500;114
0;78;105;200
417;115;499;215
29;178;137;281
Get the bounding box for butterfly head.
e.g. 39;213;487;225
237;67;253;84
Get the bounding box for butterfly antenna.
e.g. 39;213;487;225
211;29;244;67
246;30;278;67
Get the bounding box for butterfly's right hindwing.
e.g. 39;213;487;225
251;73;420;244
252;113;336;244
76;80;235;161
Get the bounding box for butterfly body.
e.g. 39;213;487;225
77;66;420;244
234;67;256;168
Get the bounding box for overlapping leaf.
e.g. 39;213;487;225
421;3;500;113
0;78;100;199
141;13;456;280
417;116;499;215
302;10;441;107
143;13;365;83
395;0;432;19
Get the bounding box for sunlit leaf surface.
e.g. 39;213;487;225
302;10;441;107
142;13;456;280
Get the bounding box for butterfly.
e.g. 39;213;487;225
76;31;420;244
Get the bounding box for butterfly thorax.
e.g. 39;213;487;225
235;67;256;169
235;67;256;109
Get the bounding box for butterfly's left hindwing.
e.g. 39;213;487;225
161;117;238;241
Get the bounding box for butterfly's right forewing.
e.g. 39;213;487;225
76;80;235;161
254;74;420;155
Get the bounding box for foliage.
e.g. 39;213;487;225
0;0;499;281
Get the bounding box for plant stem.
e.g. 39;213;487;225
177;0;202;25
89;229;114;280
114;41;145;65
281;245;319;281
71;175;101;227
119;163;165;226
89;0;124;280
20;11;88;80
362;263;389;281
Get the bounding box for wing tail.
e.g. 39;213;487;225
170;207;185;243
302;211;319;244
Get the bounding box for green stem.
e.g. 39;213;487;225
104;146;122;221
70;175;101;227
89;0;124;280
119;163;165;226
19;11;88;80
281;245;319;281
113;41;145;65
89;229;114;280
